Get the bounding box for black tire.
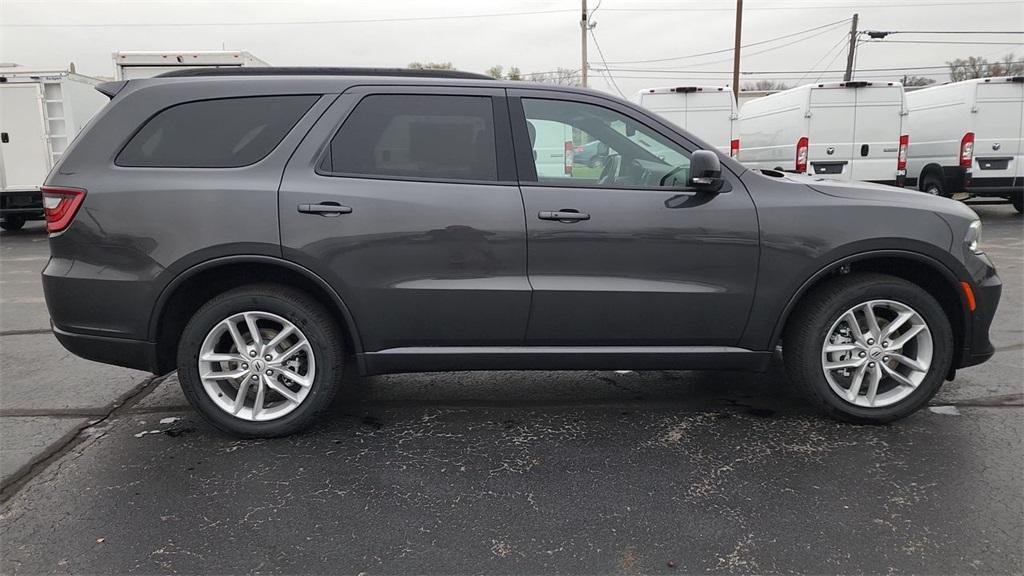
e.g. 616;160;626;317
176;284;344;437
921;173;949;198
783;273;954;424
1012;194;1023;214
1;216;26;231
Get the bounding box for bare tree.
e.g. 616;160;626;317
987;53;1024;77
485;65;505;79
507;66;522;81
741;79;788;92
947;53;1022;82
901;75;936;87
525;68;581;86
407;62;454;70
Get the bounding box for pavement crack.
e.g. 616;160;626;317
0;372;170;502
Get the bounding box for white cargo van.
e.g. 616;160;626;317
905;76;1022;212
0;69;108;230
634;86;738;156
738;81;908;186
113;50;269;80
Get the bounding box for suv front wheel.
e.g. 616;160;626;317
784;273;954;423
176;284;344;437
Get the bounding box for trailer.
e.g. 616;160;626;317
113;50;269;80
0;69;108;230
905;76;1023;211
737;81;908;186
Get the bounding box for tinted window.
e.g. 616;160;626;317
117;95;318;168
522;98;691;188
325;95;497;181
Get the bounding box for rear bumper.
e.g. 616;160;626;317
1;190;44;217
51;324;159;373
965;177;1023;197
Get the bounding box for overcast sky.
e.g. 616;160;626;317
2;0;1022;96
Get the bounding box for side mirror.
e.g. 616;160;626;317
689;150;725;192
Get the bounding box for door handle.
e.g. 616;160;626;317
297;202;353;216
538;209;590;222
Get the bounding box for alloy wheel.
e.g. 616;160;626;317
820;299;933;408
197;311;316;421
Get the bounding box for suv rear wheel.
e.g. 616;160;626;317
783;273;953;423
176;284;344;437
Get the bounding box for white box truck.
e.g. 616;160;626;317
634;86;738;156
0;69;108;230
113;50;269;80
905;76;1022;212
737;81;908;186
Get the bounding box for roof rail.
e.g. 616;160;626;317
155;66;495;80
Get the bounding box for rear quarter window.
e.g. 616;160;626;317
116;95;318;168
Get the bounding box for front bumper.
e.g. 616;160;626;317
958;261;1001;369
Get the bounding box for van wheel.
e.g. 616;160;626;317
1;216;26;231
176;284;344;437
783;273;953;423
1012;194;1023;214
921;174;949;198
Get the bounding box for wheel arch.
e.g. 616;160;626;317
918;163;945;190
771;250;970;366
149;255;364;374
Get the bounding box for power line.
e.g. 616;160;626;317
589;29;626;98
600;1;1023;11
867;30;1024;34
820;38;854;83
603;17;850;64
629;23;852;70
595;61;1024;75
0;8;578;27
865;40;1024;45
795;34;852;85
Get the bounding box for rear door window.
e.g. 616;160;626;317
322;94;498;182
117;95;318;168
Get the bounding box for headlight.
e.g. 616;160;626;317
965;220;983;254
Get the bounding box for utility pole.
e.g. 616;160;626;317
843;13;859;82
731;0;743;102
581;0;589;87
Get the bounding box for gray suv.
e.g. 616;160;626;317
40;68;1001;437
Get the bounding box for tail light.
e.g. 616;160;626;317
41;186;86;233
730;138;740;158
897;134;909;171
960;132;974;168
795;137;809;173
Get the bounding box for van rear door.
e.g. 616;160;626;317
0;83;51;191
807;86;856;180
850;84;905;184
684;91;734;153
973;79;1023;187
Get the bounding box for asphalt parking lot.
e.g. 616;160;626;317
0;204;1021;574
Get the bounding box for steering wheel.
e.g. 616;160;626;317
659;164;688;187
597;154;622;186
